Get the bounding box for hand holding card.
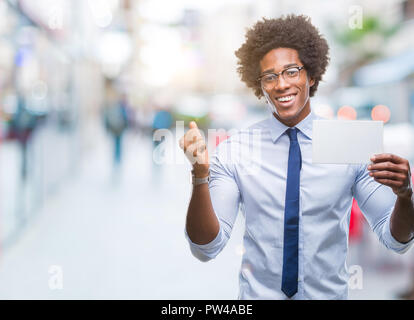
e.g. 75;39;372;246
312;120;383;164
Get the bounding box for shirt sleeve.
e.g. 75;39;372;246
185;140;241;261
352;164;414;254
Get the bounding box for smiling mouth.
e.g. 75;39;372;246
274;93;297;106
276;95;295;102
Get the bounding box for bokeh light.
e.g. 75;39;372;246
371;104;391;123
314;104;334;119
337;105;357;120
235;244;246;256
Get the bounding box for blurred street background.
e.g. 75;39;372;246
0;0;414;299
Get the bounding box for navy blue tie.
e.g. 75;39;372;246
281;128;301;298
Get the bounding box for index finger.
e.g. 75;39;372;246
186;127;202;140
370;153;404;164
184;122;203;145
189;121;198;129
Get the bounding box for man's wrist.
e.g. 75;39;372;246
192;168;210;179
397;177;413;201
191;169;210;186
397;189;413;201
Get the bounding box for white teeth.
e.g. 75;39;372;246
277;95;294;102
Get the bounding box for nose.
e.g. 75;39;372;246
274;76;291;91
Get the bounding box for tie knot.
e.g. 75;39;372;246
286;128;298;142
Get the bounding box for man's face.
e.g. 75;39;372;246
259;48;314;127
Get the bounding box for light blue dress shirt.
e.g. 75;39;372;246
185;111;414;299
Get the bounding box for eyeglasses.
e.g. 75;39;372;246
258;66;305;90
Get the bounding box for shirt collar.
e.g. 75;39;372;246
267;110;316;143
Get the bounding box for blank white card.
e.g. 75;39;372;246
312;120;383;164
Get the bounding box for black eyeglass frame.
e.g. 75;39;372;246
257;66;305;85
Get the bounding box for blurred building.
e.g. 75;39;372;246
0;0;134;247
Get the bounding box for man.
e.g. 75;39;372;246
179;15;414;299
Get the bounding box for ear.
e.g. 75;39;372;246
309;77;315;87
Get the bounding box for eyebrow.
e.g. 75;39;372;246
261;63;299;74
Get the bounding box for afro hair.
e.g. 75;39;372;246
235;14;330;98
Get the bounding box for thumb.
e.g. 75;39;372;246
189;121;198;129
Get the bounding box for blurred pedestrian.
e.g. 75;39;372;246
152;107;173;148
349;198;364;243
150;106;173;179
103;93;130;168
8;95;38;181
